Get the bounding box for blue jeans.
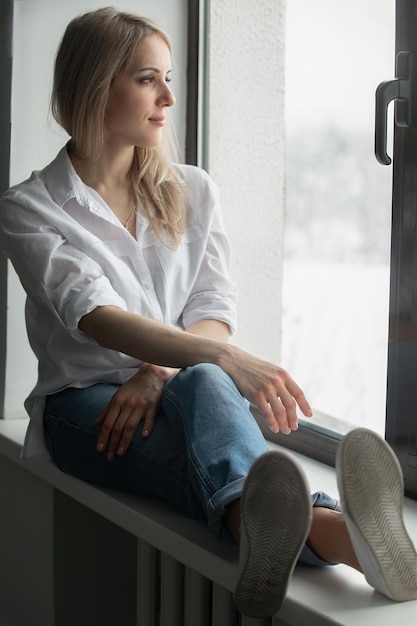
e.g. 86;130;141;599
43;363;337;566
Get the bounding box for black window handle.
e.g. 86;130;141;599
375;51;417;165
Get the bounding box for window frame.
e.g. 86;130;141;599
384;0;417;499
0;0;13;417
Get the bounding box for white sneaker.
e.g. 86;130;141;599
336;427;417;601
234;450;312;617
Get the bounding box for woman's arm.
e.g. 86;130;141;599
185;319;231;343
79;305;312;435
84;313;233;460
79;305;229;369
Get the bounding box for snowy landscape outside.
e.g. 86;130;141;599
281;0;394;435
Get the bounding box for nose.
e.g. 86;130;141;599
158;83;176;108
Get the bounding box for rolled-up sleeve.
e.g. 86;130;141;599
38;237;127;336
0;190;127;342
180;170;238;334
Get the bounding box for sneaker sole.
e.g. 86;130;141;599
234;450;312;617
336;428;417;601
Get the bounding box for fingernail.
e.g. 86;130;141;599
142;428;150;438
117;446;125;456
97;442;105;452
291;423;298;431
107;452;114;461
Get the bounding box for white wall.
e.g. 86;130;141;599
9;0;188;186
207;0;285;362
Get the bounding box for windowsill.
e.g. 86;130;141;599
0;417;416;626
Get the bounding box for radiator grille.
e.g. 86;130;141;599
137;540;280;626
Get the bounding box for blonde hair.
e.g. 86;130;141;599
51;7;184;245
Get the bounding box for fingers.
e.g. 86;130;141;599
270;394;296;434
109;408;140;459
95;406;140;461
96;403;158;461
258;395;296;435
94;368;168;459
257;371;312;435
141;408;157;439
285;375;313;419
96;405;133;461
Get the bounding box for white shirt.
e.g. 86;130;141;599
0;146;238;457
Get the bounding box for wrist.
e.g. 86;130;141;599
213;342;238;376
142;363;180;382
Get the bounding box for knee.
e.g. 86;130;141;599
172;363;240;396
166;363;244;404
183;363;227;385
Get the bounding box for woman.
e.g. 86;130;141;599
0;7;415;618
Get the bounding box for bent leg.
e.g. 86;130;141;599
43;366;270;528
161;364;269;531
43;382;207;522
306;507;361;569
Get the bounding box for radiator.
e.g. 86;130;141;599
137;539;281;626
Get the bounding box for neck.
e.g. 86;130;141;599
68;143;137;236
68;143;135;194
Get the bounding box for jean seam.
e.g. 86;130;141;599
162;387;217;499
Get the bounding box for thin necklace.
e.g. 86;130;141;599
121;205;136;231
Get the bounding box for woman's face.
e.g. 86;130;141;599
105;34;175;150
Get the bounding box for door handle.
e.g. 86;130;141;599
375;51;417;165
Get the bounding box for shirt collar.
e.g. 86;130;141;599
43;143;92;209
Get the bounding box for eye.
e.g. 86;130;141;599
140;75;155;84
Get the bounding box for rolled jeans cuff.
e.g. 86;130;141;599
298;490;341;567
207;476;247;534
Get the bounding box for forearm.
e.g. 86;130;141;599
148;320;230;379
79;306;312;435
186;319;231;343
79;306;232;369
143;320;231;380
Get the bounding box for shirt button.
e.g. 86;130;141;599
144;283;151;290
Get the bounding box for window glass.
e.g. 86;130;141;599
282;0;395;435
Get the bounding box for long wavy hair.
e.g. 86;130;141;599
51;7;185;245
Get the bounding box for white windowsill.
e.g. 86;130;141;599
0;417;416;626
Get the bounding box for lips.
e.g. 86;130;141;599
149;116;165;125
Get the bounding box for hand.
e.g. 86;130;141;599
95;364;179;461
223;347;312;435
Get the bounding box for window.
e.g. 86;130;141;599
282;0;394;436
267;0;417;499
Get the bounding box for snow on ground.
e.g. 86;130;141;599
281;261;390;435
